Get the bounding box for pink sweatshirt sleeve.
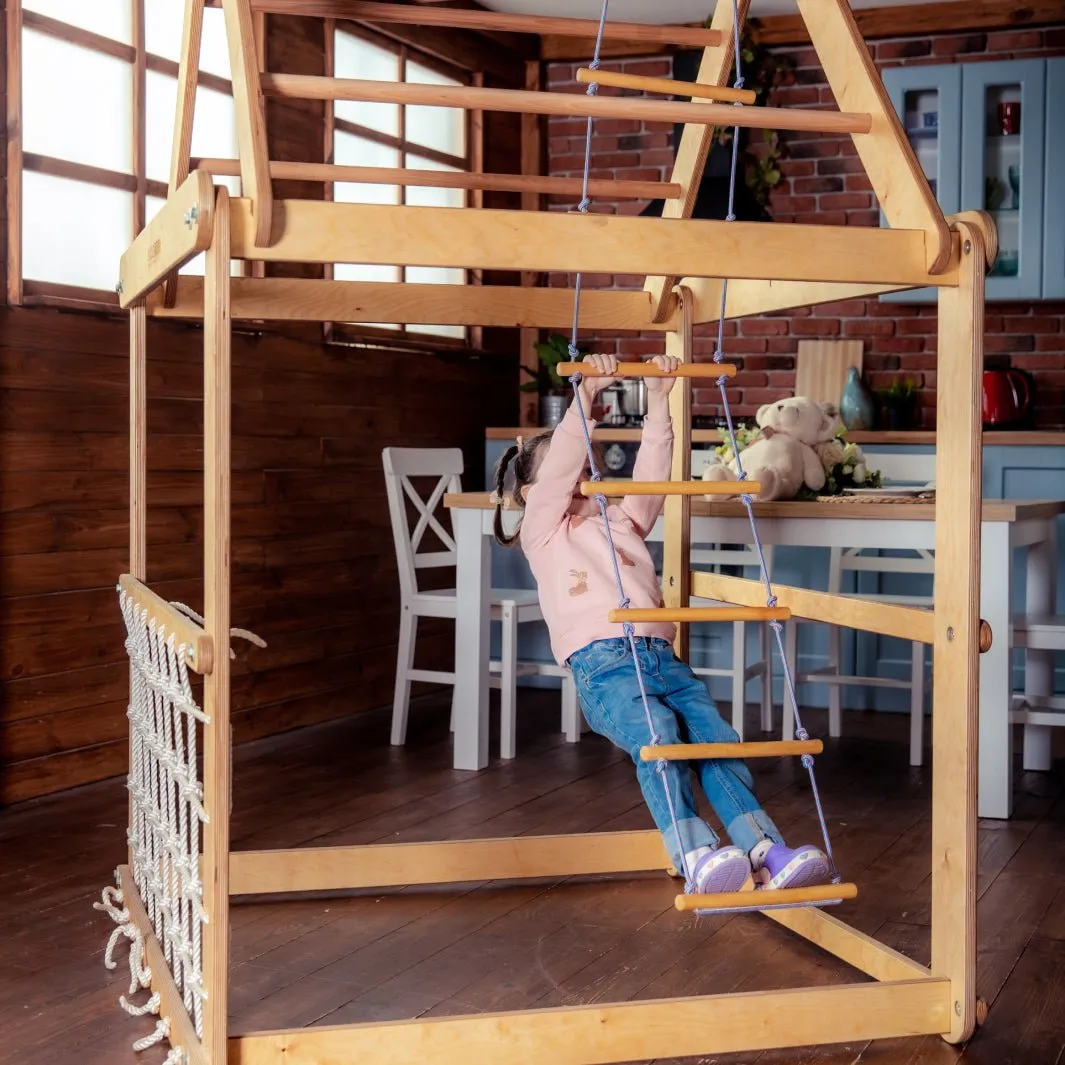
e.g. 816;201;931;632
620;414;674;537
520;404;596;550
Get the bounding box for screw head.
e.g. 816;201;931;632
954;1000;963;1016
964;240;972;254
115;281;124;294
947;626;955;641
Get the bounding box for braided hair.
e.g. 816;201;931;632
492;431;553;547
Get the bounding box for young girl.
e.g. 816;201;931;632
493;352;834;897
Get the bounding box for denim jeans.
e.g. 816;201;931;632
568;636;782;872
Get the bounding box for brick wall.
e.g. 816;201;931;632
547;27;1065;428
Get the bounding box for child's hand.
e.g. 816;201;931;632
578;352;619;399
644;354;681;395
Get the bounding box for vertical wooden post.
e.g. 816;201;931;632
663;287;693;661
931;223;982;1045
132;0;146;237
519;58;543;427
130;304;147;581
201;186;232;1064
5;0;23;305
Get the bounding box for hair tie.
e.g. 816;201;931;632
516;435;525;453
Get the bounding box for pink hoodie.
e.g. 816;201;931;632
520;404;677;665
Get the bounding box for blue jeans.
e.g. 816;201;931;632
568;637;782;871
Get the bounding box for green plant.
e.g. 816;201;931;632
520;332;587;396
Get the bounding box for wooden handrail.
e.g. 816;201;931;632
260;75;874;136
193;158;681;200
576;67;757;106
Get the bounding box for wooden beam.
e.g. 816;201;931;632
228;979;951;1063
610;607;790;623
119;171;215;307
799;0;951;275
227;201;960;286
691;571;935;645
118;575;213;674
930;220;984;1044
221;0;273;246
575;67;756;105
149;276;679;330
118;867;207;1065
193;157;681;199
129;307;147;582
561;361;737;379
644;1;748;322
228;831;668;894
579;480;756;496
260;73;872;135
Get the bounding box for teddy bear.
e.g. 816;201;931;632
703;396;841;501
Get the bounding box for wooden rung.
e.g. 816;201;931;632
559;362;737;379
118;574;214;675
579;481;761;497
676;882;859;912
576;67;757;106
246;1;724;48
193;158;681;201
640;740;823;762
260;75;874;136
609;607;790;623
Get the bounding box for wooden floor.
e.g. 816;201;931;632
4;690;1065;1065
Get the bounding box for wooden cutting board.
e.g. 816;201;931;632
794;340;864;409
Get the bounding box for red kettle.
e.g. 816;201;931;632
982;369;1032;427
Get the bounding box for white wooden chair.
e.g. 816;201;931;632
783;452;937;765
1011;615;1065;770
382;447;579;759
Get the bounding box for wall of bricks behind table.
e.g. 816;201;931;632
546;29;1065;429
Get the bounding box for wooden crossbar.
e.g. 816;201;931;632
118;574;213;674
242;0;724;47
260;74;874;135
676;882;859;912
579;481;760;497
560;362;737;378
576;67;757;105
640;740;823;761
609;607;791;623
193;157;681;200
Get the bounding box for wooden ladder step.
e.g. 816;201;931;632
580;481;761;497
675;882;859;913
609;607;791;623
559;361;737;379
576;67;757;106
640;740;823;762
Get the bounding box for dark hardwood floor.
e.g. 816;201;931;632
3;690;1065;1065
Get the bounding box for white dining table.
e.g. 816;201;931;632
443;492;1064;819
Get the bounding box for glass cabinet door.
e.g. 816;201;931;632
961;59;1046;299
880;65;962;304
1042;58;1065;299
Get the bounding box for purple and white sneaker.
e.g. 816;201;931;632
691;846;752;895
759;844;833;891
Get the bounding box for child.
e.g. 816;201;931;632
493;352;833;897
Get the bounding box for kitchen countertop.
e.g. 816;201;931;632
487;428;1065;446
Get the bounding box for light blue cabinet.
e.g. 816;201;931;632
882;57;1060;304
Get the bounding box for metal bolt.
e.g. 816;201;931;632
963;240;972;254
947;626;955;641
954;1000;962;1016
115;281;124;295
668;576;675;587
183;205;199;227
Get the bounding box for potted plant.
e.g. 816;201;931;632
876;376;920;430
521;332;587;427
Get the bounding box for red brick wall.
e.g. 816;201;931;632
547;28;1065;428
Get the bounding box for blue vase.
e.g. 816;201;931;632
839;367;875;431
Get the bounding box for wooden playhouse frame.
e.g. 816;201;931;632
110;0;993;1061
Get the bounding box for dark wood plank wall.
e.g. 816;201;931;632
0;10;522;804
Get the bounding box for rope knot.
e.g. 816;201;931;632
622;621;636;637
801;754;815;770
739;494;754;507
619;596;631;609
766;595;778;608
770;620;783;634
795;727;809;741
578;197;591;212
655;758;670;775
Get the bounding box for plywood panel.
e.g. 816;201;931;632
794;339;865;409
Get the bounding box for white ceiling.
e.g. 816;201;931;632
479;0;933;23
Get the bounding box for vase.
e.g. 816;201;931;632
539;394;570;428
839;367;875;431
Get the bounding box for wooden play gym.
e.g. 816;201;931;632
96;0;993;1061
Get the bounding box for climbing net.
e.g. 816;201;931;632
567;0;841;907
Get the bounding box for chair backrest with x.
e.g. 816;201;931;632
382;447;464;600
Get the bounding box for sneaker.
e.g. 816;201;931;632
759;844;833;891
690;846;752;895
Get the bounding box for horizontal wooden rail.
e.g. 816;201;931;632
260;75;874;135
194;157;681;200
580;480;761;497
119;574;213;674
576;67;757;105
640;740;823;762
676;881;859;912
609;606;791;623
244;0;723;46
559;361;737;378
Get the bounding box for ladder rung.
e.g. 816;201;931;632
676;882;859;913
559;361;736;379
579;481;761;497
576;67;757;106
640;740;823;762
609;607;791;623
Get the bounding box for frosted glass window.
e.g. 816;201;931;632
199;8;232;80
145;0;184;62
24;172;131;289
335;132;400;205
406;264;465;339
405;156;465;210
191;86;239;161
22;31;133;173
24;0;131;43
406;61;465;159
334;31;399;136
146;71;178;183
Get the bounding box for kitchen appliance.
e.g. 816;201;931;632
600;378;647;423
982;367;1033;428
